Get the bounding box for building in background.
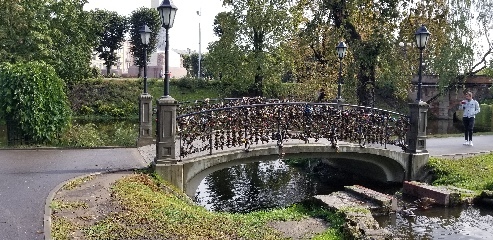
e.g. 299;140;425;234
91;40;187;78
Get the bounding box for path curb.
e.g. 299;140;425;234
44;172;103;240
43;169;142;240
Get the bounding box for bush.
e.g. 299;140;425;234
68;79;140;118
91;67;102;79
57;122;137;147
0;61;71;143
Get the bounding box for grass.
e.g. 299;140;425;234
51;173;345;240
51;216;77;240
428;152;493;192
62;175;95;191
50;200;88;212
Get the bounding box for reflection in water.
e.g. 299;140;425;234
194;160;318;213
194;159;397;213
377;205;493;239
196;159;493;239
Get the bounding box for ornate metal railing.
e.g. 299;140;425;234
177;99;409;159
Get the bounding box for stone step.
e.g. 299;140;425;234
402;181;475;206
313;190;392;239
344;185;396;212
314;186;395;216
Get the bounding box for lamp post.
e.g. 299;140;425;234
139;24;152;94
336;41;347;102
137;24;153;147
414;24;431;102
157;0;177;97
155;0;178;165
405;24;431;155
197;10;201;79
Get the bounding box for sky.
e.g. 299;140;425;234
83;0;226;53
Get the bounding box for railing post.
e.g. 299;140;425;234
137;94;154;147
406;102;429;153
209;111;213;155
244;108;249;150
155;97;178;163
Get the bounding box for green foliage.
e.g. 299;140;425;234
90;67;102;79
72;174;344;239
208;1;304;96
57;122;137;147
90;9;128;76
68;79;140;118
0;61;71;143
182;52;212;79
427;153;493;191
0;0;96;83
128;7;161;76
475;104;492;130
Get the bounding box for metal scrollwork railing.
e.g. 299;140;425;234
177;98;410;160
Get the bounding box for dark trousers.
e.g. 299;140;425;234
463;117;475;141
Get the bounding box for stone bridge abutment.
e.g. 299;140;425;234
154;143;429;194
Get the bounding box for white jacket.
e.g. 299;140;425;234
461;99;480;118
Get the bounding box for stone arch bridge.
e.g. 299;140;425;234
149;98;429;192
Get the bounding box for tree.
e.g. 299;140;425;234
401;0;493;103
0;61;71;143
208;11;253;96
0;0;97;83
91;9;128;77
128;7;161;77
211;0;304;96
182;52;212;79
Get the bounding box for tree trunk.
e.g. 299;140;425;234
253;29;264;97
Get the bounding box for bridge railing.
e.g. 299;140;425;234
176;100;409;159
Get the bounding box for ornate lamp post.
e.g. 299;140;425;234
155;0;178;164
335;41;347;102
406;24;431;155
137;24;153;147
414;25;431;102
140;25;152;93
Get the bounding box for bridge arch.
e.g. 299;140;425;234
155;143;427;193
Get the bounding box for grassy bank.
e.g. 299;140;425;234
52;173;345;240
428;152;493;192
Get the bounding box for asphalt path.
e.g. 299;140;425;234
0;135;492;240
0;148;147;240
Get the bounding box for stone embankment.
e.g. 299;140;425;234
403;181;475;207
313;185;395;239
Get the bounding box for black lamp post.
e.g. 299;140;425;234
139;24;152;94
414;24;431;102
336;41;347;100
157;0;178;97
405;25;431;155
154;0;178;165
137;25;154;147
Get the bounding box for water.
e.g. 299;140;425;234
193;159;493;239
193;159;399;213
376;205;493;239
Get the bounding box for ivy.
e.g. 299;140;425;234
0;61;71;143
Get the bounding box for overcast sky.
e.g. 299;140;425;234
84;0;225;53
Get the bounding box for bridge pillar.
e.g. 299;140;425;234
406;102;429;153
137;93;154;147
155;96;178;163
154;162;184;191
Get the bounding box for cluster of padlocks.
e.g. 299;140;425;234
177;97;409;158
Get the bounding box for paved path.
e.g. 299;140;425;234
0;148;149;240
0;135;491;240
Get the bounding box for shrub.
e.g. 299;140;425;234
0;61;71;143
68;79;140;118
58;123;105;147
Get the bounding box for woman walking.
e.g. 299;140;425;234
461;91;480;146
